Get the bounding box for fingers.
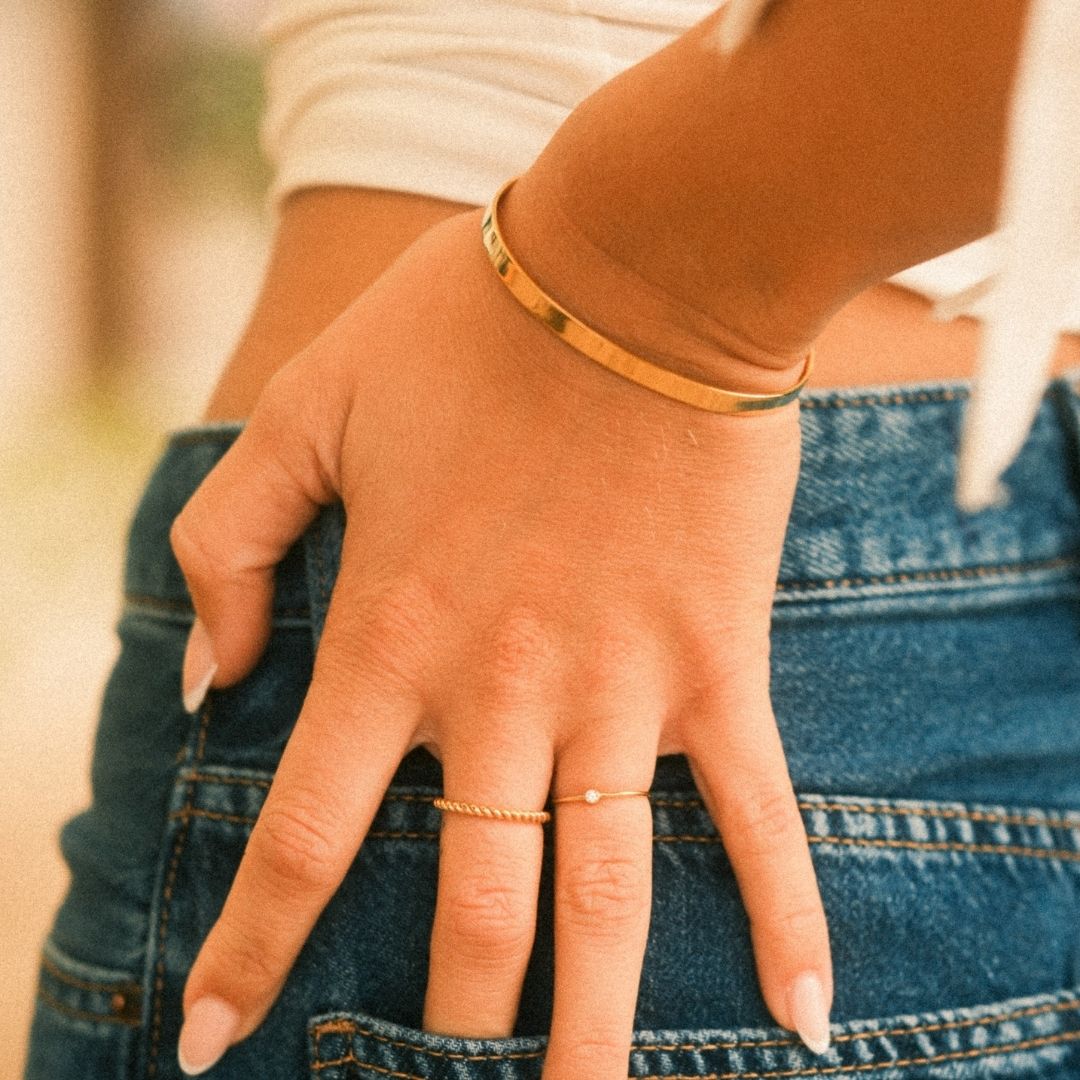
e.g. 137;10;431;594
423;724;553;1037
171;358;346;697
542;727;658;1080
178;565;424;1071
685;680;833;1055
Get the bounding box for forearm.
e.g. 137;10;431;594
502;0;1031;380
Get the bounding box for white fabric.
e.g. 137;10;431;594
260;0;1080;510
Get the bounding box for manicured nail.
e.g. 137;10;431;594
178;996;239;1075
788;971;830;1055
182;617;218;714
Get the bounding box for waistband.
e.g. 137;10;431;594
123;370;1080;627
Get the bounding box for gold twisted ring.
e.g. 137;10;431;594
432;798;551;825
433;789;651;825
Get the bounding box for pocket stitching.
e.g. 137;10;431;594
173;776;1080;834
313;1030;1080;1080
168;805;1080;864
311;996;1080;1060
660;797;1080;832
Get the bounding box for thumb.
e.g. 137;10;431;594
170;361;345;710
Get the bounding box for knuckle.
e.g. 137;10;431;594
575;621;643;701
441;873;535;961
349;573;440;688
727;784;805;856
169;512;217;583
252;800;342;894
208;918;283;999
552;1030;630;1075
557;853;649;931
170;511;252;593
769;902;828;943
476;605;556;695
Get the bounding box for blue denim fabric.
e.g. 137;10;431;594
24;373;1080;1079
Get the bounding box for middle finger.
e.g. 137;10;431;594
423;716;554;1037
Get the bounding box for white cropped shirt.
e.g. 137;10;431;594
259;0;1080;511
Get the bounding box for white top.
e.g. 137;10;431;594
259;0;1080;510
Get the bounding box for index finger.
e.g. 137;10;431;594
176;570;423;1074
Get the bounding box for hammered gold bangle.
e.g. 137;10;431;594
481;174;813;414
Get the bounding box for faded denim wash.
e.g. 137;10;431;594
24;371;1080;1079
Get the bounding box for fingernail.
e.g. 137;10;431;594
787;971;830;1055
178;996;239;1075
182;617;218;714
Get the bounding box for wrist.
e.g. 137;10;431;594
499;164;826;397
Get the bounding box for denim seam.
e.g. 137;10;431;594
775;554;1080;594
310;1029;1080;1078
147;698;212;1078
663;997;1080;1050
797;800;1080;830
633;1032;1080;1080
40;953;142;997
800;389;969;409
168;808;1080;862
808;835;1080;861
185;772;271;789
662;797;1080;831
666;835;1080;861
168;808;439;844
178;784;1080;833
312;1019;544;1061
311;996;1080;1058
35;986;141;1029
308;993;1080;1062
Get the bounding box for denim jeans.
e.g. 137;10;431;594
24;373;1080;1079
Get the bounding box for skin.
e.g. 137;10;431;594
174;1;1080;1076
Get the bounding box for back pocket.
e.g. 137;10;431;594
166;773;1080;1077
303;790;1080;1078
308;990;1080;1079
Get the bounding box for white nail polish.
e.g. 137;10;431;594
178;996;239;1075
788;971;830;1055
182;618;218;714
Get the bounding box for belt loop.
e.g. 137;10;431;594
303;501;346;653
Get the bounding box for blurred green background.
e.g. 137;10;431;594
1;3;271;1072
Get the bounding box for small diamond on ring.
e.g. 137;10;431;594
584;789;601;804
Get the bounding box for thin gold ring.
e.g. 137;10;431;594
432;798;551;825
551;789;651;806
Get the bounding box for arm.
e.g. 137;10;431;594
503;0;1031;382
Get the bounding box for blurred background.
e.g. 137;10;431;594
2;2;270;1072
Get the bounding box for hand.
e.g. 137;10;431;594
170;205;832;1077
